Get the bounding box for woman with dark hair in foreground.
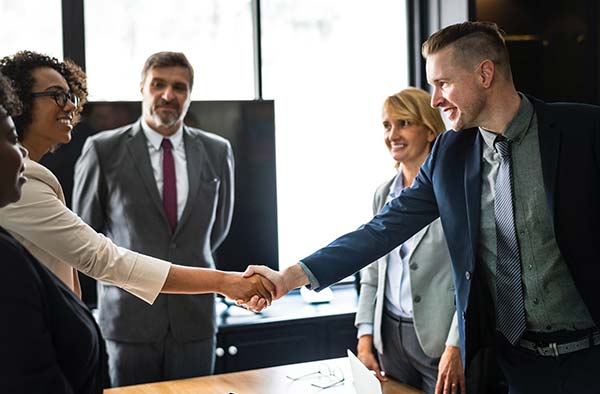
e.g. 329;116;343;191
0;72;106;393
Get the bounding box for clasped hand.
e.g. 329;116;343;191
220;270;275;307
234;265;289;312
223;264;305;311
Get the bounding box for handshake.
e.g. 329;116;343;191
218;264;309;312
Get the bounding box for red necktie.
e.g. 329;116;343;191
161;138;177;232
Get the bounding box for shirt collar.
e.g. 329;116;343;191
389;166;405;198
140;119;184;150
479;93;535;150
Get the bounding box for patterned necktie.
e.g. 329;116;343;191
161;138;177;232
494;135;526;345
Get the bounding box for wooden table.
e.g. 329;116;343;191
104;357;423;394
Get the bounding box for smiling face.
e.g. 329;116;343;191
141;66;192;136
23;67;77;152
0;105;27;207
382;108;435;167
426;46;487;131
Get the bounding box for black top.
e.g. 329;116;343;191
0;227;106;394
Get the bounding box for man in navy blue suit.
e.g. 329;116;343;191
244;22;600;394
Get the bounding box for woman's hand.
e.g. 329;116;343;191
435;346;465;394
357;335;387;382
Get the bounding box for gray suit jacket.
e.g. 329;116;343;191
355;176;458;358
73;120;234;343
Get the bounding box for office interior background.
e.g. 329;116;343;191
1;0;598;373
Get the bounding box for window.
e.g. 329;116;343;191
84;0;255;101
0;0;63;58
262;0;409;267
6;0;411;274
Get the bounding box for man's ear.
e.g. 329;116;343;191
140;83;144;95
479;59;495;88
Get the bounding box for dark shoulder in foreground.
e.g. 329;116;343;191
0;229;40;287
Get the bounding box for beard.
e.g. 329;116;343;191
151;104;181;128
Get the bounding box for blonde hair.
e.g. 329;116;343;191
383;87;446;138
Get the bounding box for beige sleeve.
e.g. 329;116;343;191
0;175;170;304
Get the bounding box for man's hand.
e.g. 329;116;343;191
238;264;311;311
435;346;465;394
220;272;275;306
243;265;290;299
357;335;387;382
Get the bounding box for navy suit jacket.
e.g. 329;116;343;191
302;96;600;365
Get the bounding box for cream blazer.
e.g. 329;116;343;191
0;158;170;304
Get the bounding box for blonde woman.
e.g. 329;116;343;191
354;88;464;394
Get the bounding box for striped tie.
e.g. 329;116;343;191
494;136;526;345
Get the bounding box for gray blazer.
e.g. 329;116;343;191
73;120;234;343
355;176;458;358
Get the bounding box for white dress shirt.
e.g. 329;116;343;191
141;120;188;221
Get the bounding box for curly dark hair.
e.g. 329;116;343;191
0;51;87;139
0;73;22;117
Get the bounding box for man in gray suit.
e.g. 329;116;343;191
73;52;234;386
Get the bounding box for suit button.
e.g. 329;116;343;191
465;271;471;280
410;263;418;270
462;311;466;320
413;295;421;303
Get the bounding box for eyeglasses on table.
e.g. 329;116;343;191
286;362;345;389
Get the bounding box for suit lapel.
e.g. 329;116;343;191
175;127;212;235
382;172;431;255
375;178;395;212
531;97;560;226
410;224;430;250
377;179;393;281
464;129;482;270
126;122;170;229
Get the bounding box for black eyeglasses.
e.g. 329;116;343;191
31;90;79;108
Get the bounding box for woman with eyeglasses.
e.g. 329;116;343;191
0;51;273;310
354;88;466;394
0;72;106;393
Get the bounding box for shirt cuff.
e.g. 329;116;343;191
122;250;171;304
356;323;374;339
445;336;461;348
298;261;320;290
